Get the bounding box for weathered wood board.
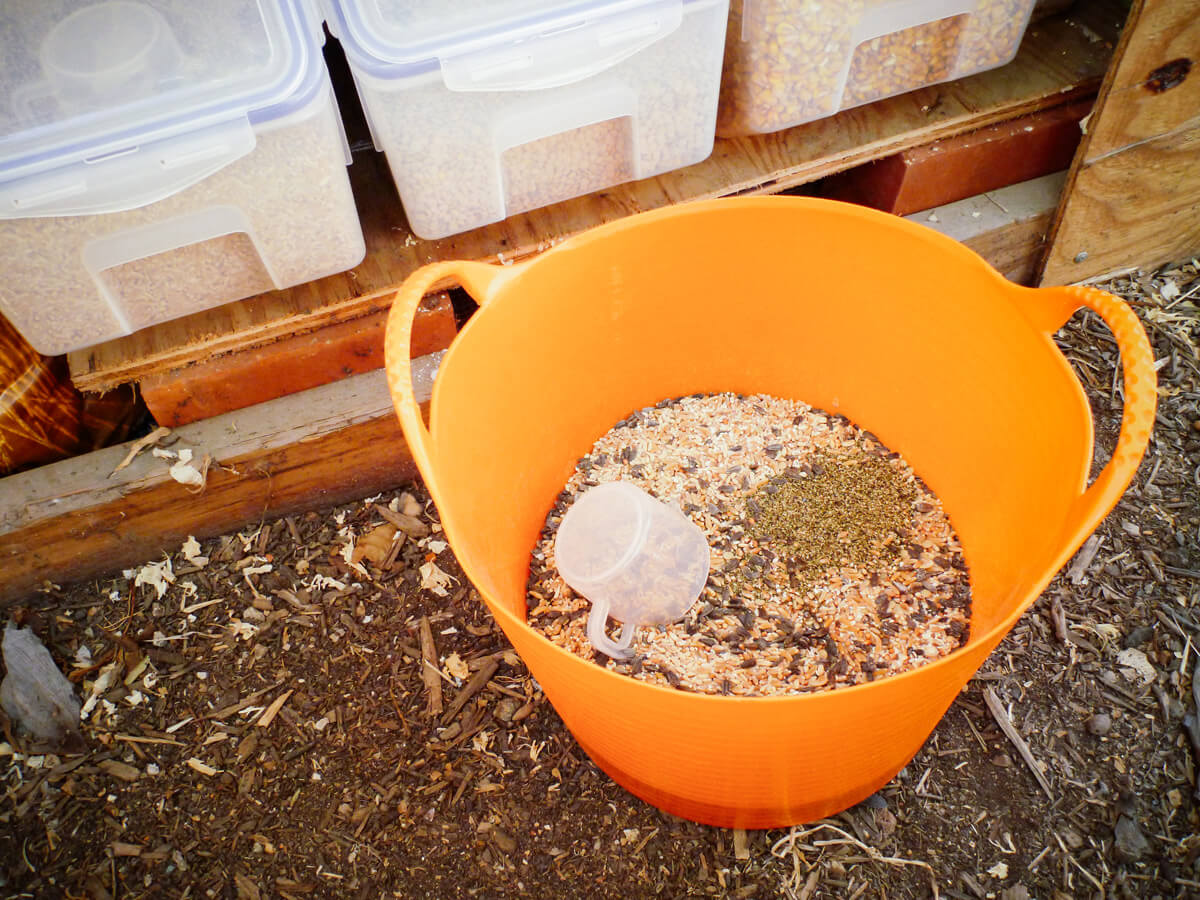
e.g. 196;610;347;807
0;369;425;605
1041;0;1200;283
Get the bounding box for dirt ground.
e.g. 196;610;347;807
2;262;1198;899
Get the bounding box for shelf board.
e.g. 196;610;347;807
67;2;1124;394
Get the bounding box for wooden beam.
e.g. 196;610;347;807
819;100;1088;216
1041;0;1200;283
68;2;1122;394
139;292;455;427
0;367;428;605
907;172;1066;285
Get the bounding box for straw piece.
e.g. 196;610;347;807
983;687;1054;800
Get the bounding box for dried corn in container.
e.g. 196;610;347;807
0;0;365;355
717;0;1037;137
327;0;730;240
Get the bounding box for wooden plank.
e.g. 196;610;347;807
819;100;1088;215
1084;2;1200;156
907;172;1066;284
1042;0;1200;283
68;2;1122;394
139;291;455;427
0;368;427;605
1042;123;1200;282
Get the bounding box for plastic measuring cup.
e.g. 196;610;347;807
554;481;710;658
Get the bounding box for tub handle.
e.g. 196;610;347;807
1041;284;1157;553
384;260;517;482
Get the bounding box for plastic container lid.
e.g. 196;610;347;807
329;0;700;77
0;0;319;186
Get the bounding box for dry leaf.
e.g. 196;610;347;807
81;663;118;718
352;523;399;565
169;448;204;488
123;655;149;687
444;653;470;681
234;873;261;900
307;574;347;592
1116;648;1156;683
873;806;898;840
987;861;1009;879
134;559;175;600
98;760;140;782
375;506;430;538
733;828;750;860
228;621;258;641
1;625;83;748
181;536;208;568
419;561;457;597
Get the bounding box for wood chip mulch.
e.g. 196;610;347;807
2;262;1198;899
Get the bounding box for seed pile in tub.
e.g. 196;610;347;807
525;393;972;696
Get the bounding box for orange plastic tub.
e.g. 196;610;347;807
384;198;1155;828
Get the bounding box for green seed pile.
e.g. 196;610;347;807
749;449;916;589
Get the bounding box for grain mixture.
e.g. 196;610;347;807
0;87;363;356
501;118;635;219
357;0;728;239
716;0;1035;136
527;393;971;695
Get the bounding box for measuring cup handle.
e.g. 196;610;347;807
586;600;636;659
383;260;521;491
1041;284;1157;554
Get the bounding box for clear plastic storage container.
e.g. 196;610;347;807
717;0;1037;137
326;0;729;239
0;0;366;356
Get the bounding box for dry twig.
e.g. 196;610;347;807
419;616;443;716
443;659;500;724
983;687;1054;801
